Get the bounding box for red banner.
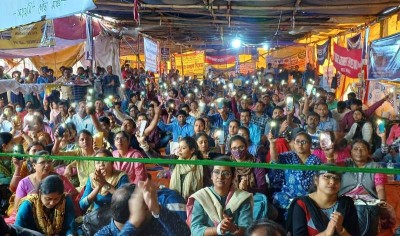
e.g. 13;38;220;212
205;55;236;64
333;43;362;78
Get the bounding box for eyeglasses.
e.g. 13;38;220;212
231;145;246;151
212;170;232;178
295;140;309;146
321;174;341;182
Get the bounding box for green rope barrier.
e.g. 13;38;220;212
2;152;400;175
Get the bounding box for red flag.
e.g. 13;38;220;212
133;0;139;23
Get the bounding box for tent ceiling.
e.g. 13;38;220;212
92;0;399;50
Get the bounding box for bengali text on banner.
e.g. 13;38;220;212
333;43;362;78
0;0;96;30
174;51;205;76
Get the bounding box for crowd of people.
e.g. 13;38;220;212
0;62;398;235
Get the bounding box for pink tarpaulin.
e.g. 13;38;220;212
54;15;101;40
0;37;84;58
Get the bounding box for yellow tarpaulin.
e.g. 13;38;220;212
0;21;52;49
30;43;84;77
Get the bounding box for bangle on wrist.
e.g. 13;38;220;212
216;223;223;235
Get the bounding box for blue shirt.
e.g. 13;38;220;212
318;117;338;132
158;121;194;142
36;76;49;100
66;114;96;134
243;122;261;146
208;112;235;134
116;206;190;236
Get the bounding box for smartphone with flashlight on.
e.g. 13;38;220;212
377;119;385;133
306;84;313;96
270;120;281;139
217;130;225;145
286;96;294;112
139;120;147;136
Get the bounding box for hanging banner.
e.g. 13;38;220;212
367;81;397;118
205;55;236;65
368;33;400;81
161;48;170;61
0;0;96;30
143;37;158;72
174;51;205;76
333;43;362;78
317;39;330;65
267;50;306;70
239;62;256;74
85;16;94;60
0;21;51;49
347;33;362;50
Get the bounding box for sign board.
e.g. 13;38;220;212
161;48;170;61
0;0;96;30
0;21;51;49
143;37;158;72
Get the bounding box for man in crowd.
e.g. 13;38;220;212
103;65;120;98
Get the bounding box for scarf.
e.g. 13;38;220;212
286;196;352;235
90;170;126;195
186;186;253;226
353;121;366;140
21;194;66;235
170;155;203;200
231;154;256;190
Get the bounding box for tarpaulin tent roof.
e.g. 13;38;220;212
92;0;399;50
0;15;101;58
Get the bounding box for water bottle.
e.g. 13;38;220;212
387;160;395;182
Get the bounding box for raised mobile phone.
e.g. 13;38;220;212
286;96;294;112
306;84;313;96
377;119;385;133
139;120;147;136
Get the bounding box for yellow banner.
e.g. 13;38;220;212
0;21;51;49
174;51;205;76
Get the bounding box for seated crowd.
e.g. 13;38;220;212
0;63;398;236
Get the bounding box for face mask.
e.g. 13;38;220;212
16;107;23;112
231;149;246;160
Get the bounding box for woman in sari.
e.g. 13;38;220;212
80;149;129;212
112;131;147;184
139;135;206;200
195;132;220;160
14;175;75;235
187;156;253;236
229;135;266;195
52;129;96;191
339;139;387;235
268;131;322;219
0;132;15;184
287;166;360;236
13;150;78;212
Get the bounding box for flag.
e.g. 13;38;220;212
134;0;140;23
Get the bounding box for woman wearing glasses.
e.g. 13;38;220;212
229;135;266;194
187;156;253;236
287;167;360;236
339;139;387;235
13;151;78;213
268;131;322;218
